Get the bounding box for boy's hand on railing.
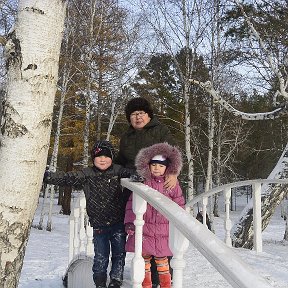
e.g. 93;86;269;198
129;174;144;182
125;223;135;235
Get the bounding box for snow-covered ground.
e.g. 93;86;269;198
19;194;288;288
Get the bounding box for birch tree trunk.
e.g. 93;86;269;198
83;95;91;167
207;0;219;224
39;13;74;227
46;71;67;231
0;1;66;286
82;0;98;168
180;0;194;203
184;82;194;203
205;100;215;231
205;103;215;192
106;98;120;141
138;0;212;205
283;196;288;240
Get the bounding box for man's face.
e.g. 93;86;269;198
130;111;151;130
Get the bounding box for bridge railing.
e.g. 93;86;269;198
120;178;277;288
185;178;288;253
67;179;288;288
68;191;94;263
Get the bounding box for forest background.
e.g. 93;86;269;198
1;1;288;286
0;0;287;211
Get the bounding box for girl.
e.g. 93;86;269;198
124;142;185;288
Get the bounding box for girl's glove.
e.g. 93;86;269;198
125;223;135;235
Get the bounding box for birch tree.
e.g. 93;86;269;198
66;0;140;158
191;0;288;247
0;1;66;286
207;0;249;219
231;0;288;247
44;8;77;229
137;0;212;203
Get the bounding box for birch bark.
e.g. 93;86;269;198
0;1;66;286
39;9;75;227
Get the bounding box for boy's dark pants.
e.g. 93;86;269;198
92;222;126;285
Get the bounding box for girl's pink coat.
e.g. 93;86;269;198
124;176;185;256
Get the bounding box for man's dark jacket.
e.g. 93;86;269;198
115;117;175;169
44;165;133;228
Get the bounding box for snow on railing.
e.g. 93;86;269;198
121;178;273;288
185;179;288;253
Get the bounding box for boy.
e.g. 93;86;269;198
44;140;134;288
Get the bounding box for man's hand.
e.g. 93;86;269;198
164;174;177;190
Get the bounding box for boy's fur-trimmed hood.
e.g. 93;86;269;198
135;142;182;179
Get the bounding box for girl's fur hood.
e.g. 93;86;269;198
135;142;182;179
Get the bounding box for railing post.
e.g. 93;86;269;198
253;182;263;252
169;224;189;288
224;188;232;247
79;194;86;253
202;196;208;226
73;207;80;258
131;193;147;288
86;222;94;257
69;208;75;263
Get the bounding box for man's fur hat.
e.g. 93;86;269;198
125;97;154;122
135;142;182;179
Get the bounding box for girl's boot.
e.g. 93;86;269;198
158;274;171;288
142;271;152;288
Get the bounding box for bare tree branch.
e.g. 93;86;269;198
190;79;288;120
232;0;288;99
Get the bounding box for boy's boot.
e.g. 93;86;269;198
108;279;122;288
94;275;107;288
158;274;171;288
142;271;152;288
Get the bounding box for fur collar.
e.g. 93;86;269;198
135;142;182;180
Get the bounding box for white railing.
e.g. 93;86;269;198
185;179;288;253
68;191;94;263
67;179;288;288
121;178;274;288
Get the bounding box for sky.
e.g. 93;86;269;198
18;194;288;288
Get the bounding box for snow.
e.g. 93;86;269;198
19;194;288;288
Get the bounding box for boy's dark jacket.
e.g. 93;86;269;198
44;165;133;228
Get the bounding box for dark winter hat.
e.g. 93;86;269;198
125;97;154;122
149;155;170;167
91;140;115;160
94;147;113;159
